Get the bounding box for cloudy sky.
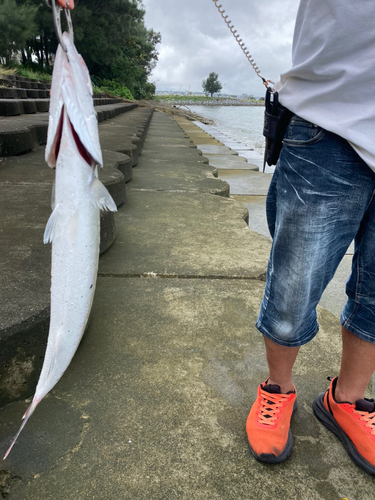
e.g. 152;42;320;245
142;0;299;97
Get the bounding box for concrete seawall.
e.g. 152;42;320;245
0;94;372;499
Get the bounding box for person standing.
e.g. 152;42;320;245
246;0;375;475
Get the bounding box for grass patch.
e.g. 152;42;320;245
92;79;134;100
0;66;16;76
0;65;135;101
17;67;52;82
0;64;51;82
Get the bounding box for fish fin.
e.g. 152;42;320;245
3;398;40;460
90;178;117;212
43;204;60;244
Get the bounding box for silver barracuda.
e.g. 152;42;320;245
4;32;116;459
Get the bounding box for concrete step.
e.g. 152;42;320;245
217;169;272;196
0;103;139;156
0;99;48;115
127;126;229;196
0;97;124;117
0;74;51;88
0;87;25;99
17;81;38;89
0;87;48;99
99;109;154;168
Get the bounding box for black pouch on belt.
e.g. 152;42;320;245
263;87;293;170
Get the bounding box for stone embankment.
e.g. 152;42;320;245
0;77;372;499
163;99;263;107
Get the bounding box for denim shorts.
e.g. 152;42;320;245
256;115;375;347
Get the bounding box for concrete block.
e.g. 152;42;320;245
21;101;37;114
0;103;139;157
17;81;30;89
0;88;16;99
15;89;27;99
26;89;45;99
204;154;258;171
218;170;272;196
35;100;50;113
0;127;37;155
197;145;238;155
0;100;22;116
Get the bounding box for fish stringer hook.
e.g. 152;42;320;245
45;0;74;52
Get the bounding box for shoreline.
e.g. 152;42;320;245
100;96;264;126
136;98;215;124
171;102;264;107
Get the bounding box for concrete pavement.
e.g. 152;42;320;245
1;112;373;499
192;120;356;322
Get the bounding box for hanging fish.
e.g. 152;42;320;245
4;32;117;459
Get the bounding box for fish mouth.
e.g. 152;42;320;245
54;105;96;168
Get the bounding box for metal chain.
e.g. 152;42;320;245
211;0;273;88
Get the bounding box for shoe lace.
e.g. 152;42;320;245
257;391;289;426
356;409;375;435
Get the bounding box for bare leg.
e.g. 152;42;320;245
264;336;300;394
335;326;375;403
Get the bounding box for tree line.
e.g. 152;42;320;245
0;0;160;99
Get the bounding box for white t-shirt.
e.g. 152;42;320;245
276;0;375;171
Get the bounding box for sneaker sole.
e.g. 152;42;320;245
313;392;375;475
247;399;297;464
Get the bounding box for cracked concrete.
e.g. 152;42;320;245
1;112;373;499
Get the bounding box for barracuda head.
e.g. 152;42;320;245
45;32;102;169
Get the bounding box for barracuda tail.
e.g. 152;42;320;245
3;398;40;459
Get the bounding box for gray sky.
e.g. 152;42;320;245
142;0;299;96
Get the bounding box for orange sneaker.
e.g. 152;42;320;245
313;377;375;475
246;380;297;463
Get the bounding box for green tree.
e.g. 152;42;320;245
202;72;222;97
0;0;37;65
4;0;161;99
16;0;57;69
66;0;160;98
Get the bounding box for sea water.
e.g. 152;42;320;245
189;105;265;150
190;104;270;172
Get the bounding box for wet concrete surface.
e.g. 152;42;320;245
1;112;373;499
